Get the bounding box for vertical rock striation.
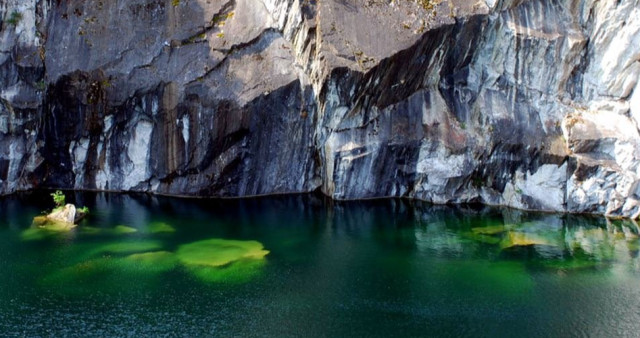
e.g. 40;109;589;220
0;0;639;218
0;0;46;193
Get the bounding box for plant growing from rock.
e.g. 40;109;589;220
51;190;65;208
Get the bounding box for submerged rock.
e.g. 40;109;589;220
124;251;179;273
85;240;165;258
177;238;270;283
471;225;507;236
147;222;175;234
1;0;640;218
176;238;269;267
500;232;554;250
39;237;269;292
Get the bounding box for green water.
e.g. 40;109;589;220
1;192;640;337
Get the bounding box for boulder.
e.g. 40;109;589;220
46;204;76;225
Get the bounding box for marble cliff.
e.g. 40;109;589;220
1;0;639;217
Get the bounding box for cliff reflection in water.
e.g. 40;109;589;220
326;198;640;272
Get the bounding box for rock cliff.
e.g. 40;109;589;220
1;0;639;217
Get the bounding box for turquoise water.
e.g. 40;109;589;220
1;192;640;337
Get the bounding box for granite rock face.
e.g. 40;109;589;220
1;0;639;218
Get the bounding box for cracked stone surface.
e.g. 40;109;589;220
1;0;640;218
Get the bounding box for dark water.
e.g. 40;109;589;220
1;192;639;337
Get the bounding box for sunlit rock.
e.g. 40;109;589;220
46;204;76;225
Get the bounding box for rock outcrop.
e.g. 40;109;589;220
46;203;76;224
1;0;639;218
31;203;77;231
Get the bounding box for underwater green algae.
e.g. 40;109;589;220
471;225;507;235
47;251;177;281
123;251;178;272
78;226;101;235
177;239;269;267
40;252;178;296
39;237;270;295
461;231;502;245
147;221;176;233
83;221;176;235
625;239;640;251
79;225;138;236
432;259;535;298
177;238;269;284
6;193;640;338
20;227;70;241
85;240;165;257
42;258;115;287
32;216;76;231
22;195;637;303
21;216;78;241
22;219;140;241
499;231;555;249
186;259;267;284
114;225;139;234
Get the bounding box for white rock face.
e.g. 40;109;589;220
0;0;45;194
501;164;568;212
311;0;640;218
122;120;153;190
562;109;640;217
47;204;76;225
70;138;90;188
582;0;640;100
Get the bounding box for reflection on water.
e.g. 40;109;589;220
0;192;639;336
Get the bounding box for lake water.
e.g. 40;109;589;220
1;192;639;337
